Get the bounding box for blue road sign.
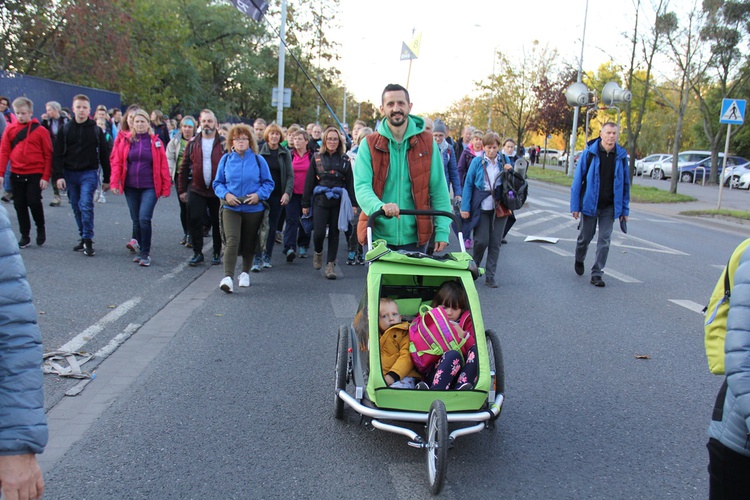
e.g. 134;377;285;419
720;99;746;125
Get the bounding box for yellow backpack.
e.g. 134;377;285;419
704;238;750;374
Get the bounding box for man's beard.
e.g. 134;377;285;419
387;112;406;126
202;127;214;135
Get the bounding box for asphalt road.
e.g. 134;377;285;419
9;180;750;498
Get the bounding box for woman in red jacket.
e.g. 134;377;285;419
109;109;171;267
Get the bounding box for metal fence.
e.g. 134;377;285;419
0;71;121;113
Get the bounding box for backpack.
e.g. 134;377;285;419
494;169;528;210
10;122;41;149
409;305;468;374
704;238;750;374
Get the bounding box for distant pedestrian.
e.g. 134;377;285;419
283;130;312;260
109;109;172;267
178;109;225;266
41;101;68;207
166;115;197;246
0;97;52;248
570;122;630;287
53;94;111;256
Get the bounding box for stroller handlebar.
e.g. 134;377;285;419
366;209;462;229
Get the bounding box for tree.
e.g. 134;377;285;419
478;42;558;146
532;66;577;153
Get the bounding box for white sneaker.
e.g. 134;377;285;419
97;193;106;203
238;272;250;287
220;276;233;293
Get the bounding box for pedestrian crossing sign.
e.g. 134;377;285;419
720;99;745;125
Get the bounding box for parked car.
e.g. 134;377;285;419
558;150;582;167
636;154;670;177
536;148;561;165
679;156;749;183
726;162;750;187
735;170;750;189
652;150;711;179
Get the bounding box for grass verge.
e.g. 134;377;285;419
680;209;750;221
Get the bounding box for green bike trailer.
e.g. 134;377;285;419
334;210;505;495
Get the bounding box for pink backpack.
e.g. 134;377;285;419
409;305;468;374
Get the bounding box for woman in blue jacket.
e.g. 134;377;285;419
212;124;274;293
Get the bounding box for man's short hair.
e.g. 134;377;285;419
381;83;410;104
200;109;216;121
12;97;33;112
602;121;619;130
482;132;501;147
72;94;90;104
254;118;267;127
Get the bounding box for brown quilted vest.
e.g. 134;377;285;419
357;130;434;246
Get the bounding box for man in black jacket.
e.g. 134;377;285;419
53;94;110;256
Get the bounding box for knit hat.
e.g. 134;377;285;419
433;119;447;135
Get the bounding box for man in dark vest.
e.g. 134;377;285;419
354;83;452;252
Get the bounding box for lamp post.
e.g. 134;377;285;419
564;81;632;172
567;0;589;177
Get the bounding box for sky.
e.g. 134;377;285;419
330;0;665;116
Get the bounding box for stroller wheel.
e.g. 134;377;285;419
426;399;448;494
334;325;349;419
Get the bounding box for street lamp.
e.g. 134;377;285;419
564;81;632;168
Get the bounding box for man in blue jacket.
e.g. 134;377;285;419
569;122;630;287
0;205;47;498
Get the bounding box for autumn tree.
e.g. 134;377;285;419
532;66;577;153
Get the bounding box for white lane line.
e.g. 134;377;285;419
330;293;359;318
157;242;215;283
58;298;142;352
513;213;569;231
94;323;141;358
541;245;573;257
711;264;726;270
513;209;545;219
539;197;570;206
525;197;558;208
604;269;642;283
669;299;705;314
533;218;579;237
610;234;688;256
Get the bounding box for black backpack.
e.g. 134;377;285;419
494;169;528;210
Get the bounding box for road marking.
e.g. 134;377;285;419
610;234;688;255
669;299;705;314
604;269;642;283
525;197;558;208
58;297;142;352
513;209;545;219
157;242;215;283
94;323;141;358
539;196;570;206
541;245;573;257
330;293;359;318
513;212;569;231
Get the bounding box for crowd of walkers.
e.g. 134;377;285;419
0;90;526;292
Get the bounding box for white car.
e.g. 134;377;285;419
736;170;750;189
652;150;711;179
636;154;670;177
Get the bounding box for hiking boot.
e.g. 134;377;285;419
82;239;95;256
591;276;606;287
238;272;250;287
357;253;365;265
211;252;221;265
139;256;151;267
73;239;85;252
126;238;140;254
220;276;233;294
49;195;62;207
262;254;272;268
574;260;584;276
346;251;356;265
485;278;498;288
188;253;204;266
298;246;308;258
251;256;262;272
313;252;323;270
325;261;337;280
36;227;45;246
18;236;31;249
285;248;296;262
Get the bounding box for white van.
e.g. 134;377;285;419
652;150;711;179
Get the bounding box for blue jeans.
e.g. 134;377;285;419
124;187;158;257
258;194;284;258
64;169;98;239
282;193;310;252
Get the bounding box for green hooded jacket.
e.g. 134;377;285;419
354;114;452;246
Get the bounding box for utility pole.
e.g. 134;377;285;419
275;0;287;126
568;0;589;177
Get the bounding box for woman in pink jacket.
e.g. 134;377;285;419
109;109;171;267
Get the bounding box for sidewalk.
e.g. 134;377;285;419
631;176;749;218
